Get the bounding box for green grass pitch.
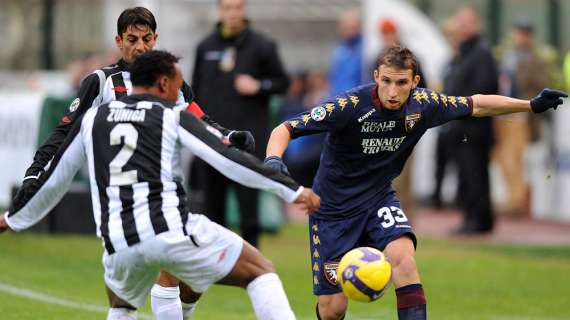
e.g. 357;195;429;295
1;223;569;319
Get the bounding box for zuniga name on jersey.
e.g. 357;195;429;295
106;109;147;122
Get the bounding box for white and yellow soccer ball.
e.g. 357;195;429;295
338;247;392;302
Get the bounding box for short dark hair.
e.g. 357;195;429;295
130;50;180;87
376;46;418;76
117;7;157;36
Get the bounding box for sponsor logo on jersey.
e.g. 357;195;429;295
361;136;406;154
357;109;376;123
106;109;146;122
323;262;339;286
69;98;80;112
361;120;395;132
405;112;421;132
311;106;326;121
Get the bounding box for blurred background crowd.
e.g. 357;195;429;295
1;0;570;236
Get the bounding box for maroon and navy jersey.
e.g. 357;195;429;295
284;83;473;219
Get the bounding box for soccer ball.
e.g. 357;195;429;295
338;247;392;302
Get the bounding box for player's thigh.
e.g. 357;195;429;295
309;215;366;296
218;240;274;288
103;247;160;308
167;214;244;293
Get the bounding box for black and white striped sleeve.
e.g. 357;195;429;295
176;111;303;203
5;118;86;231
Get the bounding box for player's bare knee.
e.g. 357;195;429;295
392;254;418;279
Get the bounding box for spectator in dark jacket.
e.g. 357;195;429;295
443;6;499;234
191;0;289;247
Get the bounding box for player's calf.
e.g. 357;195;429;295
385;238;426;320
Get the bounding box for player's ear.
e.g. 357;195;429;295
157;75;168;93
115;35;123;49
373;69;380;82
412;74;421;89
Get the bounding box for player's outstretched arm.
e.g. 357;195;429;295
177;111;305;204
472;88;567;117
266;123;291;158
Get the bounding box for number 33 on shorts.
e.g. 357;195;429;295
377;206;409;228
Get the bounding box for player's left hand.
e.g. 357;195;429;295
0;213;10;233
530;88;568;113
228;130;255;153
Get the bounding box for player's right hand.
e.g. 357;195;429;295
263;156;290;176
530;88;568;113
294;188;321;214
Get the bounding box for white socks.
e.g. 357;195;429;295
246;273;296;320
151;284;183;320
181;301;198;319
107;307;138;320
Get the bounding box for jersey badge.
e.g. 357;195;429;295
311;106;327;122
405;112;422;132
323;262;339;286
290;120;299;128
69;98;80;112
302;114;311;125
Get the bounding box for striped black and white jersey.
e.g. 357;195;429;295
16;59;230;213
6;94;301;254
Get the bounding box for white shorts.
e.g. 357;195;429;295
102;214;243;308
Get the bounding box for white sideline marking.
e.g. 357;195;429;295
0;282;152;319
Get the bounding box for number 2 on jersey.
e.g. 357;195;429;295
377;206;408;228
109;123;138;186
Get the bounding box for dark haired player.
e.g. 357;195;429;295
265;46;566;320
1;50;319;320
10;7;254;320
